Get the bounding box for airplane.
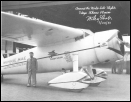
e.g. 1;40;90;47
1;11;125;91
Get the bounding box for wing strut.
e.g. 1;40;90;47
72;52;79;72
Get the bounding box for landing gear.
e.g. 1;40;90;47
48;72;90;91
1;75;4;82
80;66;107;87
70;88;85;92
90;82;101;86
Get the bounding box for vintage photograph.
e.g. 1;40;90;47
1;1;130;101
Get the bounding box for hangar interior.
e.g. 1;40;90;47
2;1;130;57
1;1;130;74
1;1;130;101
1;1;130;57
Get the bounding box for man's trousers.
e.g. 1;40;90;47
28;70;37;85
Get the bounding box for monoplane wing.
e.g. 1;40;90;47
2;12;87;47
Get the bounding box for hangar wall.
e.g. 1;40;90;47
1;40;13;53
1;1;130;73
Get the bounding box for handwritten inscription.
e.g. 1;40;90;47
75;6;116;25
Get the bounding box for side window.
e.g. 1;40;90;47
9;53;15;56
85;32;89;37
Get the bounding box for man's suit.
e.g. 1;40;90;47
26;57;38;85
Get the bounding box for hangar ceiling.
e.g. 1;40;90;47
2;1;130;35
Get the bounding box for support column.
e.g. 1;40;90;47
5;40;7;53
1;75;4;82
13;42;16;53
72;52;79;72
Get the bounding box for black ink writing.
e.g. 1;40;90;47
75;6;116;25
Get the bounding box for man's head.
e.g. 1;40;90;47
29;52;34;58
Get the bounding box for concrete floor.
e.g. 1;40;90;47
1;69;130;101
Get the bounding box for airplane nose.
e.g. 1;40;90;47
108;31;125;59
93;29;125;63
117;31;125;56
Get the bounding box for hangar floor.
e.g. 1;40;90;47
1;69;130;101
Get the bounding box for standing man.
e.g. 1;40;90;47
123;41;130;48
26;52;38;87
112;61;116;74
123;41;130;74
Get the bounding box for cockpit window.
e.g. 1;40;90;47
85;32;90;37
75;35;84;41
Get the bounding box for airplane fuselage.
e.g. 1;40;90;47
1;29;122;75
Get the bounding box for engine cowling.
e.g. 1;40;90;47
93;29;124;63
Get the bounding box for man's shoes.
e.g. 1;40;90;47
27;84;31;87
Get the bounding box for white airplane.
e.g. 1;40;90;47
1;12;125;91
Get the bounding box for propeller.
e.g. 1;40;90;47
106;33;117;42
99;32;124;56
